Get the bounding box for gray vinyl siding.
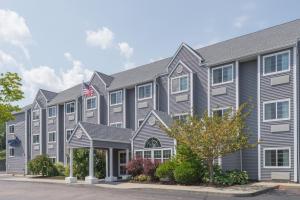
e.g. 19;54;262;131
126;88;135;130
68;126;91;148
260;48;295;181
136;82;154;129
41;109;47;154
297;41;300;183
83;94;99;124
157;75;168;113
6;113;26;174
26;109;31;162
240;60;258;180
133;113;175;152
36;90;47;108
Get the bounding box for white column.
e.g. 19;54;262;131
65;148;77;183
126;149;129;175
109;147;113;178
89;147;94;177
105;149;109;178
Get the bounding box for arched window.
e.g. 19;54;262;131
145;138;161;148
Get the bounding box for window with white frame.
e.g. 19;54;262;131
48;106;56;118
264;99;290;121
138;119;144;127
263;51;290;75
110;90;122;106
32;110;40;121
134;149;172;163
9;147;15;157
86;97;97;110
212;107;233;117
212;64;233;85
110;122;122;128
171;75;189;94
264;148;290;168
173;113;189;122
66;129;73;141
9;125;14;134
145;138;161;148
135;151;143;158
138;83;152;100
49;157;56;163
48;132;56;143
33;134;40;144
66;102;75;114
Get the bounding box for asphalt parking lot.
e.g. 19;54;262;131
0;180;299;200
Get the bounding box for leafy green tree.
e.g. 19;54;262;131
164;103;255;184
0;72;24;124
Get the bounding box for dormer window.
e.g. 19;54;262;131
110;90;122;106
32;110;40;121
171;75;189;94
86;97;97;110
66;102;75;114
138;83;152;100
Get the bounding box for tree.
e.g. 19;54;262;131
0;72;24;124
164;103;255;184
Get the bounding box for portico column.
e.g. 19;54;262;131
85;146;98;184
126;149;129;175
105;149;109;178
109;147;113;179
65;148;77;183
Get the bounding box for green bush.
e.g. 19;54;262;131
213;169;249;186
174;161;202;185
54;162;65;176
133;174;151;182
155;159;176;181
27;155;58;176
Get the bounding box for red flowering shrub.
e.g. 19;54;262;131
126;157;144;177
143;159;160;180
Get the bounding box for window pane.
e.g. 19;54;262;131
9;126;14;133
163;150;171;159
265;56;276;74
213;110;223;117
213;68;222;84
223;66;233;82
277;101;289;119
180;77;188;91
154;150;161;159
144;151;151;159
265;150;276;166
172;78;179;92
111;93;116;105
138;86;144;99
278;149;289;166
277;53;289;71
66;130;73;141
265;103;276;120
145;85;151;97
119;152;126;164
135;151;143;158
116;91;122;104
33;135;40;144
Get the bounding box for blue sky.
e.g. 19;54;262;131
0;0;300;106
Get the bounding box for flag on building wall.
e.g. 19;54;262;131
82;82;94;97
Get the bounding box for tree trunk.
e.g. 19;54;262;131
208;160;214;184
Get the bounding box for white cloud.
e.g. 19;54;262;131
233;15;250;28
118;42;133;59
0;9;31;58
0;50;18;67
124;62;135;70
86;27;114;49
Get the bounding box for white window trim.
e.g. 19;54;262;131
32;134;40;144
65;101;75;114
138;119;144;128
8;124;15;134
49;156;56;163
48;131;56;143
170;74;189;94
172;113;190;120
263;98;290;122
86;96;97;111
212;106;233;116
212;64;234;86
110;90;123;106
134;148;173;163
137;83;153;101
262;50;291;76
48;106;57;118
110;122;123;128
65;129;74;142
9;147;15;158
263;147;291;169
32;110;40;121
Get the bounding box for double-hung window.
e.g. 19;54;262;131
263;51;290;75
110;122;122;128
110;90;122;106
138;83;152;100
173;113;189;122
86;97;96;110
264;99;290;121
9;125;14;134
66;129;73;141
66;102;75;114
212;107;233;117
33;134;40;144
171;75;189;94
264;148;290;168
212;64;233;85
32;110;40;121
48;106;56;118
9;147;15;157
48;132;56;143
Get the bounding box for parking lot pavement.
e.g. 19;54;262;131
0;180;299;200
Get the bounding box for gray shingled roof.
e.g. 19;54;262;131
95;71;114;86
13;104;32;114
40;89;57;102
48;83;82;106
80;122;133;143
153;110;173;127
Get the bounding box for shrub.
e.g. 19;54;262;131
27;155;58;176
143;159;159;180
175;144;199;163
155;159;176;181
94;150;106;179
64;165;70;177
54;162;65;176
126;157;144;177
213;169;249;186
174;161;202;185
133;174;151;182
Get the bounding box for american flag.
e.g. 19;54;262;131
82;83;94;97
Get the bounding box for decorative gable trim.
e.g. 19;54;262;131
168;60;193;78
67;122;92;143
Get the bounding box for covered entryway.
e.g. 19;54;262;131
65;122;132;184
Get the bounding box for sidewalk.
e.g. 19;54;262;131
0;174;282;197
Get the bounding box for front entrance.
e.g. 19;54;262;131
118;151;127;177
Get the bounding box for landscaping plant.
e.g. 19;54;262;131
27;155;58;176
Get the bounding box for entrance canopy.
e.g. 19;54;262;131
68;122;133;149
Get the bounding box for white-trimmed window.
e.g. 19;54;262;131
212;64;233;85
9;147;15;157
138;119;144;127
86;97;97;110
138;83;152;100
212;107;233;117
48;131;56;143
171;75;189;94
110;90;122;106
173;113;189;122
66;129;73;141
66;102;75;114
8;125;15;134
32;110;40;121
49;157;56;163
263;51;290;75
134;149;172;163
264;147;290;168
263;99;290;122
48;106;56;118
110;122;122;128
33;134;40;144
